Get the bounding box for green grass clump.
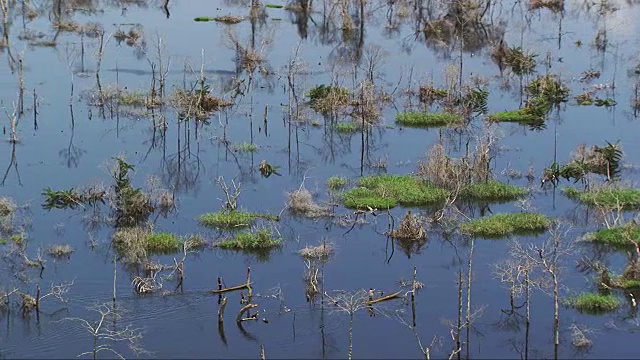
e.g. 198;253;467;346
460;212;551;238
587;225;640;251
396;112;464;128
563;187;640;209
118;91;147;106
265;4;284;8
335;122;358;133
570;293;620;314
198;210;278;229
144;233;181;253
615;278;640;289
342;175;448;209
235;142;258;152
487;109;542;123
463;180;528;201
218;229;281;250
327;176;348;190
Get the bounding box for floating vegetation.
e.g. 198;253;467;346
460;212;551;238
504;46;537;75
327;176;348;190
0;197;16;218
487;108;544;125
576;92;617;107
586;224;640;251
113;26;144;47
144;233;182;254
342;175;448;209
259;160;282;178
462;180;529;202
265;4;284;8
418;85;449;106
171;87;233;120
568;293;620;314
234;142;258;153
563;187;640;209
308;85;350;113
543;142;622;183
217;229;282;250
47;244;74;258
395;112;464;128
198;210;278;229
334;122;358;133
41;187;106;210
525;74;570;107
194;16;244;24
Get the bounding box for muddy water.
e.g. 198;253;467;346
1;0;640;358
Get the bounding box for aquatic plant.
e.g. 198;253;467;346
342;175;448;209
307;85;350;113
396;112;464;128
462;180;529;201
327;176;348;190
334;122;358;133
198;210;274;229
563;186;640;209
218;229;282;250
568;293;620;314
460;212;551;238
586;224;640;251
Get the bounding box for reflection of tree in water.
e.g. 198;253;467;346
58;127;87;168
420;0;505;57
1;142;22;186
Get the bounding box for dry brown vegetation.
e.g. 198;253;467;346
299;241;335;261
48;244;74;258
390;210;426;240
287;186;333;218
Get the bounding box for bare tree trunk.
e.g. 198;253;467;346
349;313;354;360
466;239;474;359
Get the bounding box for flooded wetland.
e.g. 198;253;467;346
2;0;640;358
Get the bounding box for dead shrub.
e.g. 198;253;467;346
299;241;335;262
0;197;16;217
48;244;74;258
171;89;233;120
391;210;426;240
529;0;564;12
112;226;150;265
287;187;333;218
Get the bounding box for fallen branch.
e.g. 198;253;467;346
218;296;228;323
236;303;259;323
213;283;251;294
367;290;403;305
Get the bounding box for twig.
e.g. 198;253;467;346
218;297;228;323
236;303;259;323
213;283;251;294
367;290;403;305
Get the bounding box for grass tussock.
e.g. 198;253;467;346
287;187;333;218
563;186;640;209
218;229;282;250
460;212;551;238
529;0;564;12
342;175;448;210
198;210;278;229
171;88;233;120
144;233;182;253
47;244;74;258
463;180;529;201
334;122;358;133
390;210;426;240
487;108;544;125
308;85;350;113
586;224;640;251
396;112;464;128
214;16;245;24
569;293;620;314
113;227;196;262
0;197;16;218
299;241;335;261
327;176;348;190
234;142;258;152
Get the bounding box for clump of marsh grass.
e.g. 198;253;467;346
341;175;448;210
114;25;144;47
568;292;620;314
308;84;350;113
390;210;426;240
460;212;551;238
113;226;197;262
0;197;16;220
171;87;233;120
529;0;564;13
463;180;529;202
543;142;622;184
233;142;258;152
299;241;335;262
395;112;464;128
334;122;358;133
563;186;640;210
47;244;74;258
585;224;640;251
217;228;282;250
198;210;278;229
287;186;333;218
327;176;348;191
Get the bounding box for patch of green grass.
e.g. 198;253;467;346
615;278;640;289
198;210;278;229
118;91;147;107
569;293;620;314
265;4;284;8
587;225;640;251
0;238;6;245
487;109;542;123
395;112;464;128
234;142;258;152
563;187;640;209
463;180;529;201
342;175;448;209
327;176;348;190
144;233;181;253
194;16;216;21
460;212;551;238
335;122;358;133
218;229;282;250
